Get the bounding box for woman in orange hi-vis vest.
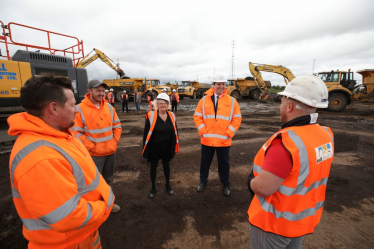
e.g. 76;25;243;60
142;93;179;199
247;76;334;248
8;76;113;248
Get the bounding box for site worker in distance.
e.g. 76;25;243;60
72;79;122;213
193;74;242;196
247;76;334;248
108;88;115;107
134;89;142;114
171;89;180;112
104;89;109;103
8;75;114;248
121;90;129;113
147;91;154;111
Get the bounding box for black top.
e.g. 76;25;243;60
150;115;173;143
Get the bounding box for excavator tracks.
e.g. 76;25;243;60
0;107;24;154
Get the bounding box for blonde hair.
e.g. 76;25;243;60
153;99;170;111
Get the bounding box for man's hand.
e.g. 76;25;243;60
247;169;255;202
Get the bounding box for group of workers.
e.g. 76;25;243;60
8;73;334;249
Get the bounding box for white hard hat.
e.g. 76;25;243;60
277;75;328;108
172;89;176;92
162;88;166;91
212;74;226;83
110;88;113;92
123;90;126;92
156;93;170;102
105;89;109;92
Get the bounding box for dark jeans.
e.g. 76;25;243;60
150;159;170;189
122;101;128;113
200;144;230;186
171;101;178;112
111;103;115;107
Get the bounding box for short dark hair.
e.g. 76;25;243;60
20;75;74;117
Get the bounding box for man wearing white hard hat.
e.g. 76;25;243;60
193;74;242;196
161;88;167;93
142;93;179;198
247;75;334;248
120;90;129;113
171;89;180;112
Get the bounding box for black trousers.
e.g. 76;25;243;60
150;159;170;189
200;144;230;186
122;101;128;113
111;102;115;107
171;101;178;112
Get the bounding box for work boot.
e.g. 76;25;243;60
223;185;230;197
149;188;156;198
196;182;207;192
111;204;121;213
165;184;174;195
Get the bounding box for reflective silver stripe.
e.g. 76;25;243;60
21;218;52;231
176;140;179;143
107;188;114;212
278;177;329;196
322;126;334;148
233;114;242;118
197;124;205;131
194;112;202;117
228;125;236;134
76;133;83;138
149;111;155;127
148;131;152;136
216;115;230;121
257;196;324;221
145;141;149;145
12;187;21;198
202;96;206;119
205;115;215;119
287;130;309;186
88;126;113;134
107;103;113;121
113;119;120;123
76;105;87;128
77;203;93;229
10;140;101;230
253;163;261;174
202;134;230;140
171;112;176;121
86;134;113;143
112;125;121;129
229;97;235;121
94;233;100;246
71;127;84;132
175;131;178;135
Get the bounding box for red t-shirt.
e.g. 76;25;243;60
262;137;292;179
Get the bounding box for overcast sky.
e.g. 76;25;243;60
1;0;374;86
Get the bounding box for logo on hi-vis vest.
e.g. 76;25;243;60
315;142;333;163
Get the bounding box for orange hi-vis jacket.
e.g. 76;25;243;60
108;92;115;103
72;93;122;157
142;110;179;154
121;94;128;102
104;93;109;103
7;112;114;248
193;88;242;147
171;93;180;103
248;124;334;238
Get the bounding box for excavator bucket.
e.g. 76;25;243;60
258;90;274;103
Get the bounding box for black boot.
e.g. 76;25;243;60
149;188;156;198
165;184;174;195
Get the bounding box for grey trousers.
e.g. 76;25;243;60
250;225;303;249
91;152;116;187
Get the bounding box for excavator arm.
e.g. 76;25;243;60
76;48;127;78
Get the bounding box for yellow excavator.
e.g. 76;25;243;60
76;48;128;79
249;62;295;103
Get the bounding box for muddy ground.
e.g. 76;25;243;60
1;98;374;249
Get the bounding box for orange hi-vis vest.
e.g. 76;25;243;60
193;88;242;147
72;93;122;157
104;92;109;103
121;94;128;102
171;93;180;103
7;112;114;248
108;92;115;103
135;93;141;102
142;110;179;154
248;124;334;238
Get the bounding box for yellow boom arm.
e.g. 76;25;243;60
249;62;296;89
77;48;126;78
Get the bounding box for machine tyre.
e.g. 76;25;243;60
230;91;240;100
249;89;260;100
327;92;348;112
191;91;196;99
116;91;123;102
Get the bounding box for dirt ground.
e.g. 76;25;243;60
1;98;374;249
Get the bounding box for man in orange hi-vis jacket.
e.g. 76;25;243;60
247;76;334;248
72;79;122;213
193;74;242;197
8;75;113;248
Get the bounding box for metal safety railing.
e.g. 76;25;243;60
0;21;84;66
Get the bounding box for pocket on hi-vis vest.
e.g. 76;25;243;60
315;142;333;163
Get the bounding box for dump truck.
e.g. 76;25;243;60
177;80;211;99
226;77;271;100
352;69;374;102
102;77;147;101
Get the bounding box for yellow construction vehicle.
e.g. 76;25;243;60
0;21;88;107
249;62;295;102
226;77;271;100
177;80;211;99
76;48;128;79
144;79;174;97
352;69;374;102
